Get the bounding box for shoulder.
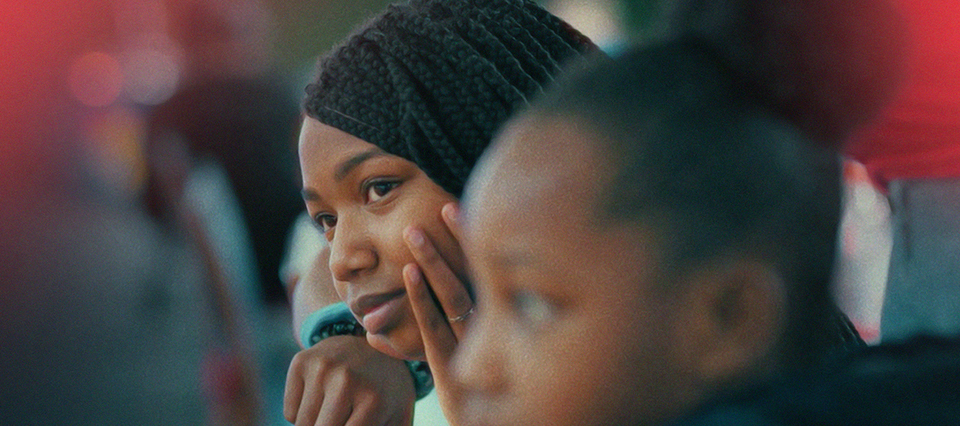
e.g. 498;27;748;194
673;335;960;426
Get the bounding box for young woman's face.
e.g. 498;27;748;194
454;116;707;426
299;117;464;360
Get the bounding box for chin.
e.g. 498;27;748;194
366;326;425;361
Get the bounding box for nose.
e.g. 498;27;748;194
327;214;378;282
452;305;507;395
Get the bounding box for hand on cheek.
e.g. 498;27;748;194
403;202;474;423
404;203;473;339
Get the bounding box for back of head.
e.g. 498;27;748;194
528;38;846;369
303;0;598;196
524;0;907;370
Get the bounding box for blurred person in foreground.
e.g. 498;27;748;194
579;0;960;424
619;0;960;345
670;1;960;423
402;1;908;426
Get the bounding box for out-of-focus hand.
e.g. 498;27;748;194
403;202;473;425
284;335;416;426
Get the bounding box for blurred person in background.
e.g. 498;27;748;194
0;0;214;424
142;0;306;424
147;0;304;308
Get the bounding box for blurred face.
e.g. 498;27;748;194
454;116;707;426
299;118;464;360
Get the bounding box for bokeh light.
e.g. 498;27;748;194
122;47;182;106
68;51;124;108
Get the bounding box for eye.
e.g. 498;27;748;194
313;213;337;233
366;180;400;202
513;290;557;326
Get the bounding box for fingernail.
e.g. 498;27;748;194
405;263;421;284
442;203;458;222
406;228;424;247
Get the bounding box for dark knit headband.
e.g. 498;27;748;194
303;0;597;196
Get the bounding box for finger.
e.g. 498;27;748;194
404;227;474;339
343;393;381;426
385;402;415;426
294;381;324;426
441;202;462;242
283;362;305;423
441;202;473;298
314;388;351;426
404;262;458;362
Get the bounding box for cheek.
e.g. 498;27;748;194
423;222;466;281
495;327;612;426
364;201;429;269
367;324;424;360
332;280;348;301
504;296;682;425
394;194;464;276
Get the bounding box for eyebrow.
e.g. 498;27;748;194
335;148;388;182
301;148;389;202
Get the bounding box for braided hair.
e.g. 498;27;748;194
303;0;598;197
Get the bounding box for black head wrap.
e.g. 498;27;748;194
303;0;597;196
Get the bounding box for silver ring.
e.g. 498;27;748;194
448;306;475;323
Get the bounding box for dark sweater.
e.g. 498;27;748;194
672;335;960;426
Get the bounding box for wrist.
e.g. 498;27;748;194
299;302;359;348
406;360;434;400
299;302;435;401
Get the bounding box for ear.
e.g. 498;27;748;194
674;258;786;387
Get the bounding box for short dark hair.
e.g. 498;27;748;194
524;0;906;370
527;39;846;369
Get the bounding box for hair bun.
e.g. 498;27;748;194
666;0;908;147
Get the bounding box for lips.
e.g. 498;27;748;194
350;288;407;334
